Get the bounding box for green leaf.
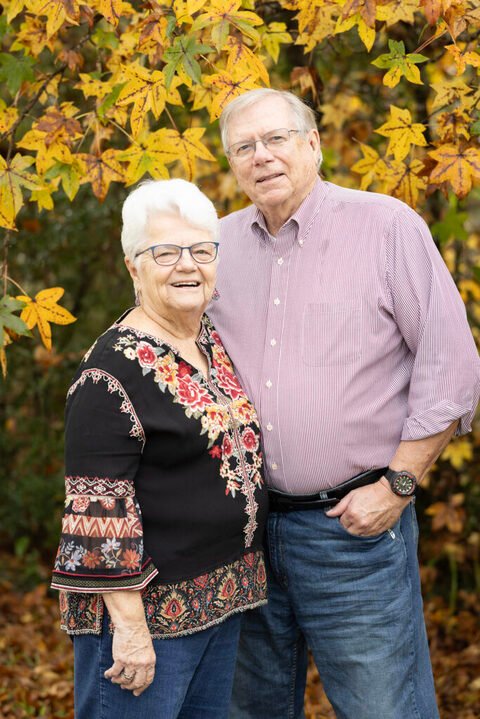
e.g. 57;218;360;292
98;83;126;119
0;53;35;95
470;120;480;136
431;203;468;245
92;27;119;49
0;295;30;336
473;266;480;283
163;36;213;88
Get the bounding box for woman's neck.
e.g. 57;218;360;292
130;305;202;343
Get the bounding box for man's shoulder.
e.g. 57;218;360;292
219;204;256;232
327;182;412;215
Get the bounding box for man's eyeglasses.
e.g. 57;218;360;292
135;242;219;266
227;128;300;160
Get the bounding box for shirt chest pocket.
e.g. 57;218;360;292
302;302;362;367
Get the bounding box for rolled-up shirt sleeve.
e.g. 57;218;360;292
385;207;480;440
51;369;158;593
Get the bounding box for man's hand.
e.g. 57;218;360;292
325;478;411;536
104;620;156;696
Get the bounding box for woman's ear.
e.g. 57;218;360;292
124;256;138;283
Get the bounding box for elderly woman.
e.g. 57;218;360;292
51;179;268;719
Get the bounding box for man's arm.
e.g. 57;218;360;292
326;420;459;536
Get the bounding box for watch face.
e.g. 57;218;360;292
393;473;415;496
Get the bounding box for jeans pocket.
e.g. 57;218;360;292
333;517;387;541
302;302;362;366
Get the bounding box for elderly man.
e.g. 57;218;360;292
208;88;480;719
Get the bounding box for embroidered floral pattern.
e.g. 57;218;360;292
59;550;267;638
67;369;145;446
113;318;264;548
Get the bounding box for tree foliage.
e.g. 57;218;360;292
0;0;479;645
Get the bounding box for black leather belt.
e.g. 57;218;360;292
268;467;388;512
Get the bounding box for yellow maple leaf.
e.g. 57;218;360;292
189;82;217;112
118;134;177;186
204;69;262;121
381;159;427;208
30;0;82;38
10;14;56;55
335;10;376;52
0;153;40;230
0;106;18;134
78;149;125;201
156;127;216;180
90;0;127;26
76;74;113;101
441;438;473;469
375;105;427;161
429;143;480;198
445;44;480;75
225;37;269;86
191;0;263;51
5;0;28;23
295;2;339;52
435;107;471;142
320;93;364;130
351;143;387;190
261;22;292;64
376;0;418;25
429;78;473;112
117;64;167;137
16;287;76;350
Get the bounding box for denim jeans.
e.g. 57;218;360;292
230;503;439;719
73;611;241;719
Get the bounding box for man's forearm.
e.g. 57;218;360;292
387;419;460;484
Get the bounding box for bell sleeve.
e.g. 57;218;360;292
51;367;158;592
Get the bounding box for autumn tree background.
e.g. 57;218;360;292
0;0;479;716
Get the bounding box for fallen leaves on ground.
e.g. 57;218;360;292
0;555;478;718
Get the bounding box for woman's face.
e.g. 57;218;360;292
126;213;218;322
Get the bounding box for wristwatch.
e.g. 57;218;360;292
384;468;417;497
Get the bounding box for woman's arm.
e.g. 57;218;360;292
103;591;156;697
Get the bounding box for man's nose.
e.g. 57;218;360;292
252;140;274;162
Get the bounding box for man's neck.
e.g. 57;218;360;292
259;179;319;237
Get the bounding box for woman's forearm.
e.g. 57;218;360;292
103;590;147;628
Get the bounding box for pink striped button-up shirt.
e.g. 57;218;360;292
208;179;480;493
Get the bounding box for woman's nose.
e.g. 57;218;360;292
175;247;197;269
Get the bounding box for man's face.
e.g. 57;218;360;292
226;97;321;217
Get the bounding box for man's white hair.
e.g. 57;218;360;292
121;179;219;262
219;88;322;168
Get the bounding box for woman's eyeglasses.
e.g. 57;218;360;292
134;242;219;266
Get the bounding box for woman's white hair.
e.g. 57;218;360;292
219;88;322;168
121;179;219;262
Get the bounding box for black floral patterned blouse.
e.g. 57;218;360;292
51;313;268;638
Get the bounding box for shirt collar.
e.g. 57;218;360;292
250;177;329;245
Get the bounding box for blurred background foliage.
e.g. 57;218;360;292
0;0;479;716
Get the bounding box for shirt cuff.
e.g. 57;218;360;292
401;400;476;441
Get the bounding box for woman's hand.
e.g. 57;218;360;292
102;590;156;696
104;620;156;696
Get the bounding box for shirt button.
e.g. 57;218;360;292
271;462;278;470
266;423;273;431
299;239;304;246
270;338;277;346
277;258;284;265
266;380;272;388
273;298;280;306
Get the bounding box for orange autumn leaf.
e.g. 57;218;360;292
426;494;466;534
78;149;125;201
429;144;480;198
16;287;76;350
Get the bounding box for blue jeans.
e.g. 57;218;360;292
74;612;241;719
230;503;439;719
